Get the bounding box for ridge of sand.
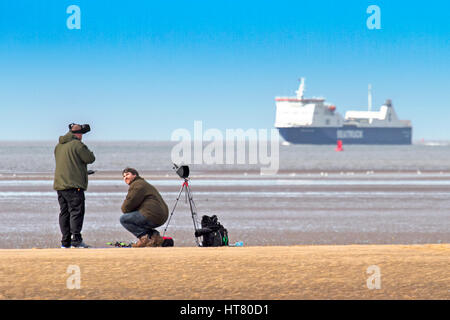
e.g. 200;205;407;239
0;244;448;300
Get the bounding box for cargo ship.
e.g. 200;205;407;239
275;78;412;144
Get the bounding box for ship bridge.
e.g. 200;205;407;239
274;78;343;128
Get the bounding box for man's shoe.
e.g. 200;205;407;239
132;234;151;248
71;241;90;248
147;233;164;247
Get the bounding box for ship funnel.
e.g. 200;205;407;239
296;77;305;99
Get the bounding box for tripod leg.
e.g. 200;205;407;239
162;183;185;237
185;185;202;246
185;185;198;228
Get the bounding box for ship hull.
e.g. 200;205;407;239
278;126;412;145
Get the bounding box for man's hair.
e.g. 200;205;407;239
122;167;139;177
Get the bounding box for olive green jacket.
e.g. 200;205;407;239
53;132;96;191
121;176;169;226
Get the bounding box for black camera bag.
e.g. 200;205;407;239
197;215;228;247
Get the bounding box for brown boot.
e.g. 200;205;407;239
147;233;164;247
132;234;151;248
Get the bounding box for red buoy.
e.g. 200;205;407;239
335;140;343;151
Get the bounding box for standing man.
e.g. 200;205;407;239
54;123;96;248
120;167;169;247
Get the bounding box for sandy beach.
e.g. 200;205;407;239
0;244;448;300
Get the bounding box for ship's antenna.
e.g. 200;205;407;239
368;84;372;112
296;77;305;99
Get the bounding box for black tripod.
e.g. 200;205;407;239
162;177;201;246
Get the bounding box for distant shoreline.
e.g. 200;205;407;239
2;169;450;180
0;140;449;144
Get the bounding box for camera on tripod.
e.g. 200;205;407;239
163;164;229;247
173;164;190;179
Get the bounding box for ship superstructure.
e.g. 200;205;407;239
275;79;412;144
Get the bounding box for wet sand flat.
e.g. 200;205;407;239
0;244;448;300
1;172;450;248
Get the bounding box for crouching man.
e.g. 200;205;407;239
120;167;169;247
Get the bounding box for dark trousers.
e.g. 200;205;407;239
57;189;85;247
119;211;159;239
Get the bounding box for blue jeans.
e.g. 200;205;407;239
119;211;159;238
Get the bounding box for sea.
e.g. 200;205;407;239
0;140;449;248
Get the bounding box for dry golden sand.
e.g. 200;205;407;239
0;244;448;300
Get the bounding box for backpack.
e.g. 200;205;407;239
195;215;229;247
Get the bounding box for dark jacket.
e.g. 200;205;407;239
53;132;96;191
121;176;169;226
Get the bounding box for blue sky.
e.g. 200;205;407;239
0;0;449;141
